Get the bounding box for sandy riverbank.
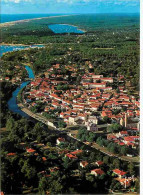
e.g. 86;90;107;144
0;43;46;46
0;14;78;28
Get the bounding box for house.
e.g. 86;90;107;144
5;77;10;81
60;112;65;118
116;178;132;188
26;148;36;153
112;103;122;110
91;168;105;176
80;161;89;168
123;137;135;144
101;78;113;83
95;161;104;167
118;142;125;146
118;131;128;137
44;107;49;112
89;82;106;89
87;123;98;132
107;134;118;141
42;157;47;161
71;149;83;156
87;116;98;124
113;169;127;178
101;110;112;117
56;137;65;145
127;128;139;134
89;104;99;111
91;74;103;79
69;116;78;125
65;153;77;160
49;167;59;172
7;153;16;157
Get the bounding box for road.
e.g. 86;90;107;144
17;105;139;163
67;133;139;163
18;103;57;129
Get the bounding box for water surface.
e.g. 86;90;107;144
48;24;84;34
0;45;37;117
0;45;28;57
1;14;63;23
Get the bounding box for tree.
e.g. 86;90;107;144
87;132;96;142
77;128;87;141
127;163;135;175
103;156;110;164
103;116;111;123
107;143;117;154
89;152;96;162
96;136;103;146
120;146;127;156
86;175;95;183
93;181;97;189
107;123;122;133
57;120;67;128
6;117;15;131
49;179;64;194
38;177;48;194
58;142;68;149
63;157;70;169
113;181;122;190
21;159;36;180
116;88;120;93
110;180;118;190
112;159;120;169
135;177;140;193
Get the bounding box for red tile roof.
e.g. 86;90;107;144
96;161;104;166
7;153;16;156
65;153;77;159
120;131;128;135
71;150;83;155
26;148;36;153
118;142;125;146
80;161;89;167
113;169;127;176
124;137;134;142
91;168;105;175
57;137;65;142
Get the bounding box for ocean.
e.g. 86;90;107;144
0;14;63;23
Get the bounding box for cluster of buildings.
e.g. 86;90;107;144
0;65;25;83
56;137;137;188
107;129;139;149
23;63;139;132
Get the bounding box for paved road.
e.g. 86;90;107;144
17;103;139;163
67;134;139;163
18;103;56;129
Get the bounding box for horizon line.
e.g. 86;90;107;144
1;12;140;15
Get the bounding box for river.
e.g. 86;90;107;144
0;45;36;118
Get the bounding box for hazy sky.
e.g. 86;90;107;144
1;0;140;14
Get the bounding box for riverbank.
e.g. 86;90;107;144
0;43;46;46
18;103;57;129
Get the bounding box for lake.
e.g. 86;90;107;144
48;24;84;34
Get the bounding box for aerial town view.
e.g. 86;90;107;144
0;0;140;194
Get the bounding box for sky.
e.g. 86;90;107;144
1;0;140;14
